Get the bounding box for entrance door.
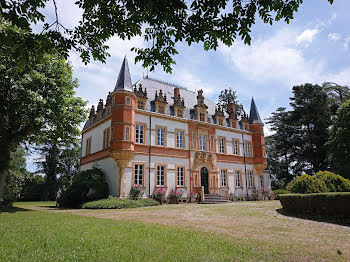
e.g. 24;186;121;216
200;167;209;194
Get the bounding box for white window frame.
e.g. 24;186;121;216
157;127;165;146
176;131;184;148
233;140;239;155
248;171;253;188
134;164;144;186
221;169;227;187
235;171;241;187
125;96;131;105
246;141;252;157
157;165;166;186
219;137;225;153
125;126;130;141
136;124;144;144
199;135;207;151
177;167;185;187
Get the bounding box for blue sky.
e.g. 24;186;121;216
27;0;350;172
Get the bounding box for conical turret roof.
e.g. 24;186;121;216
114;56;133;92
249;97;263;124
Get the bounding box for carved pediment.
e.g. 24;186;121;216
192;151;215;171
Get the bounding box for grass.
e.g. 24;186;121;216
82;197;159;209
1;201;349;261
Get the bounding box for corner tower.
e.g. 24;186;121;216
110;56;136;196
249;97;267;175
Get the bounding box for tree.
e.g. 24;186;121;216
322;82;350;114
3;146;31;204
265;107;295;187
328;100;350;179
1;0;335;73
289;84;332;174
0;23;87;203
217;88;243;116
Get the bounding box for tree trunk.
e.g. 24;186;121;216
0;146;12;203
0;164;9;203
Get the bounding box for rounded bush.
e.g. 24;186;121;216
314;171;350;192
287;174;328;194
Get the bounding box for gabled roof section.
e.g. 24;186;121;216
114;56;133;92
249;97;263;124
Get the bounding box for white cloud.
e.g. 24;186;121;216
328;33;341;42
344;37;350;50
296;29;319;45
219;29;325;87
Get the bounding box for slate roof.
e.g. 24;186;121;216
249;97;263;124
114;56;133;92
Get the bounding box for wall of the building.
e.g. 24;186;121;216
80;157;120;196
81;119;111;157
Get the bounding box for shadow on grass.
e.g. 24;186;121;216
0;206;32;214
276;208;350;227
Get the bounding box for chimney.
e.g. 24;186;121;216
174;87;180;99
89;105;95;125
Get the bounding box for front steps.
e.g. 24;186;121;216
199;194;231;204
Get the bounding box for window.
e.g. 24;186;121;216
125;127;130;141
137;100;144;109
192;133;196;149
260;177;264;188
156;165;166;186
176;131;184;148
125;96;131;105
177;167;185;187
136;124;145;144
103;128;110;149
158;105;165;114
199;135;207;151
157;127;165;146
85;137;91;156
177;109;183;117
221;170;227;187
246;142;252;157
219;137;225;153
134;164;144;186
248;171;254;188
218;119;223;126
200;113;205;121
235;171;241;187
233;139;239;155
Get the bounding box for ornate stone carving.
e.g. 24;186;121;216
196;89;208;108
133;83;148;98
192;151;215;171
154;89;167;103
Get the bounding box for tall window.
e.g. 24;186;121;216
136;124;144;144
246;142;252;157
233;139;239;155
103;128;110;149
260;177;264;188
219;137;225;153
125;96;131;105
210;136;214;152
199;135;207;151
248;171;254;187
176;131;184;148
192;133;196;149
125;127;130;141
134;164;144;186
200;113;205;121
177;167;185;186
221;170;227;187
137;100;144;109
177;109;183;118
235;171;241;187
86;137;91;156
218;119;223;126
157;127;165;146
156;165;166;186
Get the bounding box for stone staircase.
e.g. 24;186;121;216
199;194;231;204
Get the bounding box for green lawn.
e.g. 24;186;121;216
0;201;349;261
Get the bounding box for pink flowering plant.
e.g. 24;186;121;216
152;188;167;204
261;187;274;200
129;184;144;200
168;188;184;204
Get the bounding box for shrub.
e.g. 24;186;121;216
286;174;329;194
273;189;289;200
20;175;45;201
57;167;109;208
279;193;350;217
129;185;144;200
168;188;183;204
313;171;350;192
152;188;166;204
82;196;159;209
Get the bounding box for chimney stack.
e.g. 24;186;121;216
174;87;180;99
227;102;236;117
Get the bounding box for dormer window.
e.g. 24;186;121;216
218;119;223;126
158;105;165;114
137;101;144;109
200;113;205;122
177;109;183;118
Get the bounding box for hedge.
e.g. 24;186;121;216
273;190;289;200
82;197;159;209
279;193;350;217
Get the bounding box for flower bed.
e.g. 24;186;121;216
82;196;159;209
279;192;350;217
